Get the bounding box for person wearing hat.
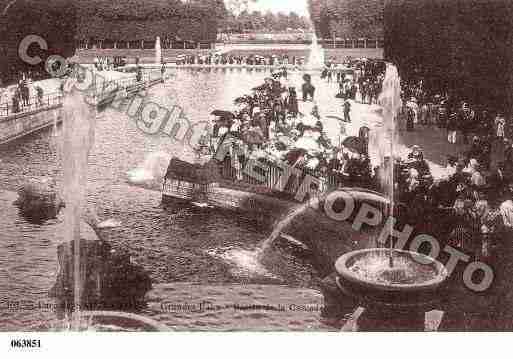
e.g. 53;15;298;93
447;111;458;144
448;189;478;252
467;136;482;160
255;111;270;140
436;100;448;129
488;162;509;200
470;163;487;197
458;102;475;144
286;87;299;117
271;102;286;128
343;99;351;123
302;74;315;102
406;106;415;131
495;112;506;140
407;145;430;178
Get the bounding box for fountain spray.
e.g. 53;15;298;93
307;32;325;70
155;36;162;65
377;64;402;268
60;84;97;329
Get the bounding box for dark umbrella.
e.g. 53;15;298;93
211;110;235;119
284;148;307;165
326;115;350;123
251;84;268;91
342;136;367;154
234;96;253;105
241;128;265;145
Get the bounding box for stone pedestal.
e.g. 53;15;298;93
320;273;435;331
49;238;152;318
14;177;64;224
357;308;426;331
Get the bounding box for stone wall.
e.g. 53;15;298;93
0;106;61;144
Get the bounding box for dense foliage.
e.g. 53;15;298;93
0;0;76;82
219;10;310;33
75;0;225;41
385;0;513;114
307;0;384;39
0;0;224;81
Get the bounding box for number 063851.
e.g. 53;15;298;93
10;339;41;348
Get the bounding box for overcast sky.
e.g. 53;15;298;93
246;0;310;17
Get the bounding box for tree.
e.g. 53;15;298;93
225;0;257;16
307;0;384;38
262;11;277;31
276;11;288;31
385;0;513;115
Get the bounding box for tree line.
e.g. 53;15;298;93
385;0;513;115
219;10;311;33
75;0;226;42
307;0;384;39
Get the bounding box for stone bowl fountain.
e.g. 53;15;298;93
335;248;449;310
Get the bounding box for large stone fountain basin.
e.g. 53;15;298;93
34;311;170;332
335;248;449;309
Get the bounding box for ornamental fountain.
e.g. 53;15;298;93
155;36;162;65
42;78;160;331
307;32;325;70
332;64;449;330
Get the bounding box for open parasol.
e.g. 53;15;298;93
326;115;350;123
284;148;307;165
299;115;319;128
211;110;234;120
342;136;367;154
294;136;321;153
234;95;253;105
251;84;268;91
276;135;294;148
241;128;266;145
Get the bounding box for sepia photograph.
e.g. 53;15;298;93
1;0;513;355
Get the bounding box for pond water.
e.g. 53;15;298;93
0;68;359;331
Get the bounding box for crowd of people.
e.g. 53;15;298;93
323;59;386;106
399;79;509;144
390;141;513;260
198;60;387;198
93;56;127;71
388;80;513;259
199;57;513;260
176;53;307;67
0;72;46;115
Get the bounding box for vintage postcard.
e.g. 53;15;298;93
1;0;513;356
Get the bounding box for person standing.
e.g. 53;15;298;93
360;80;368;104
437;105;448;129
419;102;429;125
256;112;270;140
495;112;506;141
302;74;315;102
406;107;415;132
447;112;458;144
35;86;44;107
458;102;475;144
343;99;351;123
161;60;166;77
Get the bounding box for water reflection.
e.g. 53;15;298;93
0;69;337;330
